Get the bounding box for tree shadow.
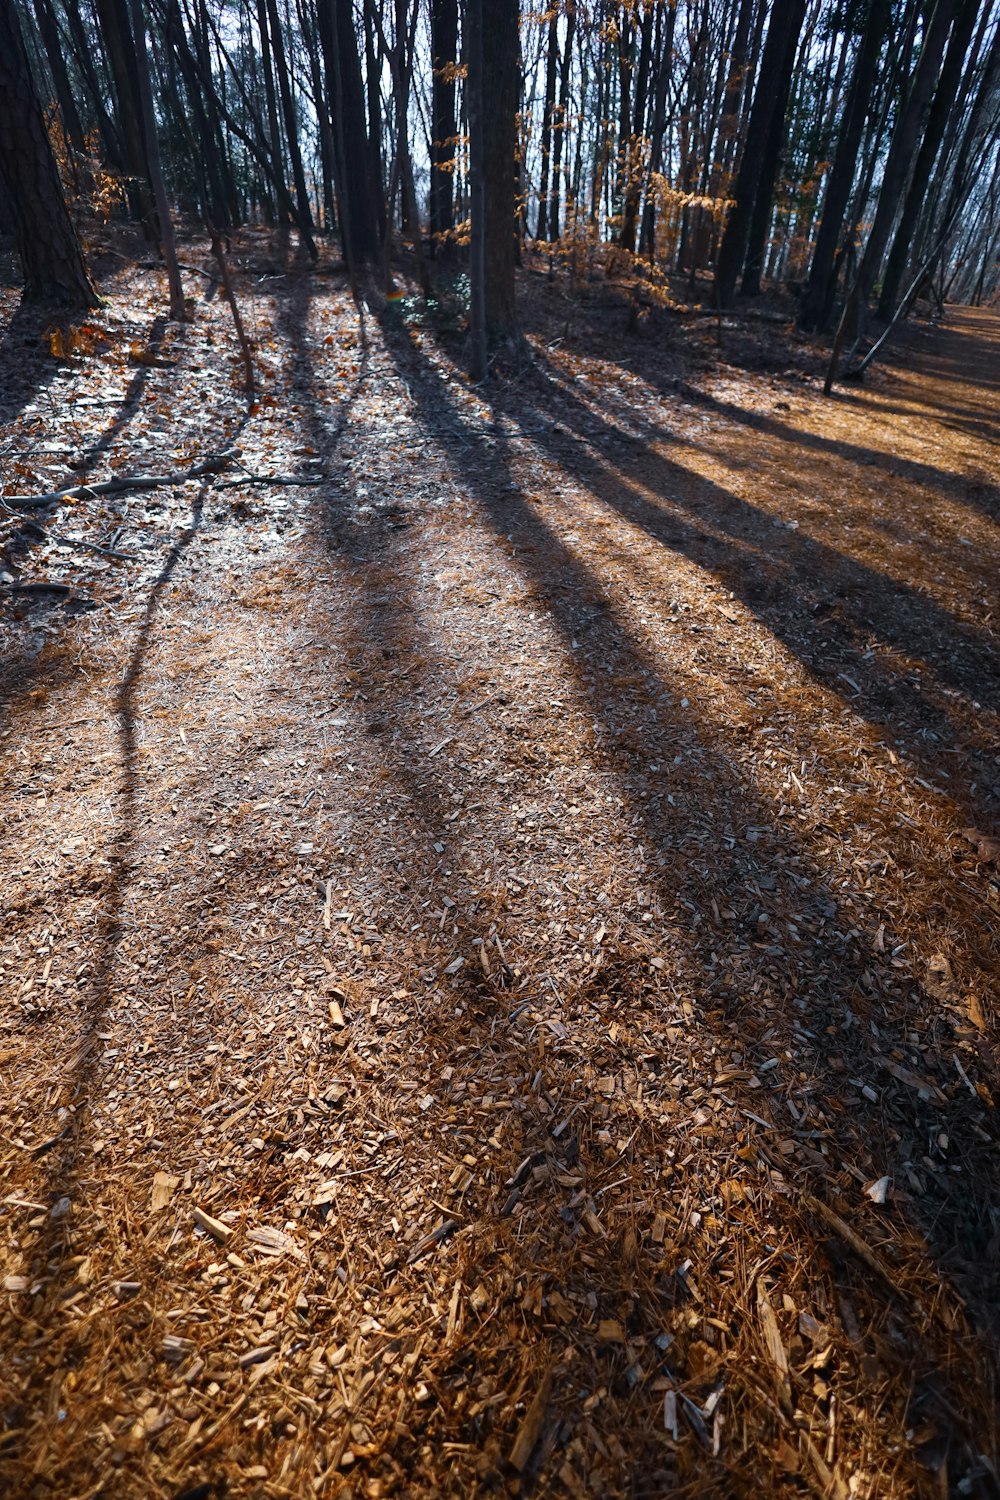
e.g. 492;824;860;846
291;307;1000;1491
74;315;169;473
503;348;1000;831
667;379;997;516
0;482;208;1486
561;289;1000;519
0;302;68;429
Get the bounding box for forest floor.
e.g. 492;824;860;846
0;233;998;1500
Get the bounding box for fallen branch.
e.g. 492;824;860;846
0;506;140;561
1;451;239;510
213;473;332;489
406;1219;458;1264
0;580;74;595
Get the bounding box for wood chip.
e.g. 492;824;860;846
193;1206;232;1243
509;1365;553;1472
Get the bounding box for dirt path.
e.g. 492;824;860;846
1;255;998;1499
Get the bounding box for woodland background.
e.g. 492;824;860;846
0;0;998;357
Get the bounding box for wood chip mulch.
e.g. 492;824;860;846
1;240;998;1498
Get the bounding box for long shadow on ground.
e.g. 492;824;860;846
509;347;1000;836
277;289;1000;1494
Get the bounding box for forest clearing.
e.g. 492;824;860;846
0;243;998;1497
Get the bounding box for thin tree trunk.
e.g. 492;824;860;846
549;0;575;241
318;0;381;262
127;0;186;318
62;0;125;165
266;0;315;233
740;17;804;296
362;0;386;227
467;0;487;377
620;0;654;252
536;7;559;241
94;0;154;222
429;0;459;251
256;0;286;221
639;0;677;259
32;0;87;155
852;0;959;315
468;0;519;350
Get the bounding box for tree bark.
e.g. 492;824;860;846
714;0;808;307
799;0;888;331
256;0;286;220
482;0;519;338
318;0;382;263
0;0;98;307
429;0;459;250
265;0;315;233
549;0;575;242
740;13;804;296
877;0;980;318
619;0;654;252
638;0;677;259
32;0;87;155
93;0;154;222
467;0;487;377
468;0;519;355
62;0;125;166
127;0;186;318
853;0;959;312
535;7;559;242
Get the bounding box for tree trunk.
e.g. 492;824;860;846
0;0;98;307
639;0;677;259
613;0;633;235
362;0;386;228
266;0;315;233
714;0;808;307
620;0;654;252
429;0;459;251
467;0;487;377
714;0;756;182
318;0;381;263
853;0;959;312
94;0;154;222
62;0;125;166
468;0;519;351
877;0;980;318
740;15;804;296
535;7;559;241
297;0;336;228
163;0;234;228
256;0;286;221
32;0;87;155
799;0;888;331
127;0;186;318
549;0;575;242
